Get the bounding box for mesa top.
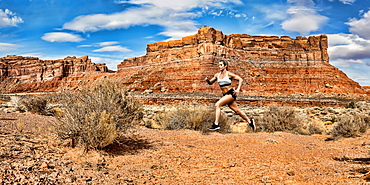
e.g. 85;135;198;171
217;72;232;87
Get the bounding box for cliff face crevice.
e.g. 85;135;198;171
117;26;365;95
0;55;108;93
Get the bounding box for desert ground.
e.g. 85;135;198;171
1;104;370;185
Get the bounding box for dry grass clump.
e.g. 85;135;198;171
345;101;359;109
154;103;229;134
52;80;143;150
19;96;48;115
307;119;326;135
258;105;305;133
330;111;369;139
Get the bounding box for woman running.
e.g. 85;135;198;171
205;60;255;131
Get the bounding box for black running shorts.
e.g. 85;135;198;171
223;88;237;100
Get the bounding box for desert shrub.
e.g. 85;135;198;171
258;105;304;133
345;101;358;109
308;119;326;135
52;80;143;150
19;96;48;115
330;111;368;138
155;103;229;134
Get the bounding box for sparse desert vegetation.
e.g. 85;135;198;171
52;80;143;150
0;88;370;184
142;101;370;139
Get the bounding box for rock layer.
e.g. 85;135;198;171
0;26;367;97
117;26;366;96
0;55;107;93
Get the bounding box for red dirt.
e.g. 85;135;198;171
1;112;369;184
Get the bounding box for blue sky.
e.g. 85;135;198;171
1;0;370;86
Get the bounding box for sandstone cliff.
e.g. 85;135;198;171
117;26;366;96
0;26;367;100
0;55;108;93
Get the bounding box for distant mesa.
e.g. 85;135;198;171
116;26;366;96
0;55;107;93
0;26;368;98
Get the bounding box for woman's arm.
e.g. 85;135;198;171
205;73;218;85
229;72;243;95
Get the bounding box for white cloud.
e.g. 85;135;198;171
79;41;120;47
89;56;121;70
93;45;131;52
281;6;328;34
346;10;370;39
327;33;353;46
259;4;288;21
41;32;84;42
330;59;364;67
89;56;108;63
157;20;199;39
78;44;93;48
20;53;43;58
345;71;370;85
327;28;370;86
117;0;242;11
63;6;169;32
0;9;23;27
0;42;19;51
78;41;130;53
331;65;370;85
327;33;370;60
339;0;356;5
287;0;315;7
97;41;120;47
62;0;242;40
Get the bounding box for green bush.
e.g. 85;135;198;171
52;80;143;150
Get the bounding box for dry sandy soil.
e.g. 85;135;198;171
1;111;370;184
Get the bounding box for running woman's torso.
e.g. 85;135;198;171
217;71;233;94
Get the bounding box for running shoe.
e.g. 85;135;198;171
208;124;220;131
249;119;256;131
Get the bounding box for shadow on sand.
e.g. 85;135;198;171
103;135;155;155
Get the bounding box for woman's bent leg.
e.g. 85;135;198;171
228;101;256;130
228;101;250;122
214;95;235;125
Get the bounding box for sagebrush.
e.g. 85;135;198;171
154;103;229;134
19;96;48;115
258;105;305;133
331;111;369;138
52;80;143;150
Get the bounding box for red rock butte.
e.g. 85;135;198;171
0;26;368;98
117;26;366;96
0;55;107;93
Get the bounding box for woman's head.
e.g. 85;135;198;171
219;60;229;71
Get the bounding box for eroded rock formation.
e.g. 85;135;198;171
0;55;108;93
0;26;367;99
117;26;366;96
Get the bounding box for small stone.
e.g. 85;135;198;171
40;162;49;169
